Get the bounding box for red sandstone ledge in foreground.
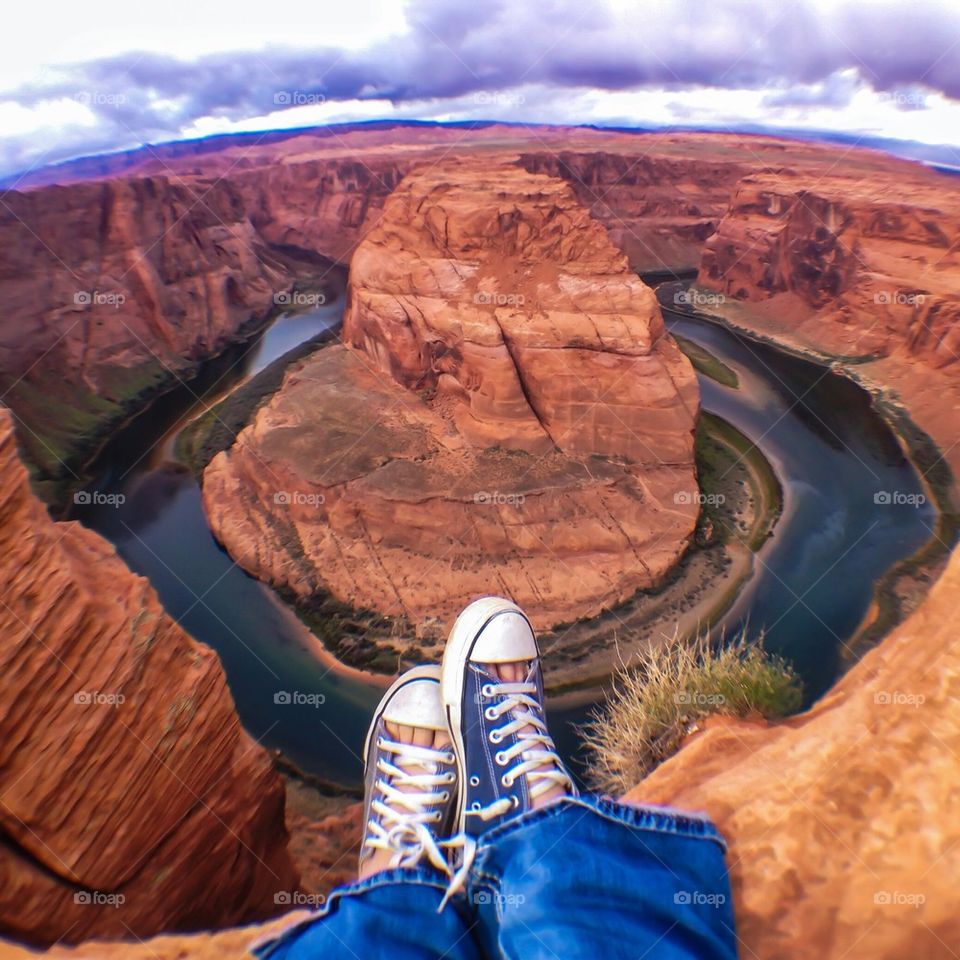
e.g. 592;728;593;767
0;408;297;946
624;544;960;959
9;546;960;960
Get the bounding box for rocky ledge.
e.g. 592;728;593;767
624;540;960;959
201;162;699;645
0;408;296;945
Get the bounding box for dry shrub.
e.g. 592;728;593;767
584;632;802;796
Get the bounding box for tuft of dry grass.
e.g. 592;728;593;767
583;631;802;796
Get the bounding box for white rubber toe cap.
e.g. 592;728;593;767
382;674;447;730
469;611;537;663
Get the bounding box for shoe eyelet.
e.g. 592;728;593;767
488;730;503;744
469;775;480;786
481;684;496;697
376;736;385;748
440;790;450;802
484;706;498;721
495;751;508;766
501;774;513;788
471;801;481;811
432;812;443;822
510;795;520;809
444;751;456;764
443;771;456;783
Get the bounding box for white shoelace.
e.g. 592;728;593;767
363;737;475;911
466;680;574;823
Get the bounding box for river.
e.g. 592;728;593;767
71;289;936;786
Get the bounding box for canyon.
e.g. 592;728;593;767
201;161;700;641
0;122;958;958
8;123;958;496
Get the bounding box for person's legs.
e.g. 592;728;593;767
252;667;482;960
252;873;481;960
442;597;738;960
467;797;737;960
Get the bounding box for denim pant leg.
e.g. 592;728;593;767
251;867;483;960
466;796;738;960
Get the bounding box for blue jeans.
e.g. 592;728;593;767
252;796;737;960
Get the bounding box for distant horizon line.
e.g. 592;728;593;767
3;116;958;189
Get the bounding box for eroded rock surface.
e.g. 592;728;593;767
624;545;960;959
0;409;296;945
13;544;960;960
202;162;700;637
0;177;300;487
700;173;960;364
695;171;960;481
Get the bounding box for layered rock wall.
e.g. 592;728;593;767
0;176;291;483
0;408;296;945
518;148;752;273
698;173;960;369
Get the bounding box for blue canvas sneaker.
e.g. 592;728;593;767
359;665;460;877
441;597;576;837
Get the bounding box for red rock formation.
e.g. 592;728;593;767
623;542;960;960
3;124;950;494
285;795;362;896
695;170;960;481
0;176;294;486
230;156;410;264
202;162;700;638
343;162;698;462
0;408;297;945
699;172;960;365
517;148;752;274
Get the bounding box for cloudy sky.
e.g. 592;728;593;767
2;0;960;178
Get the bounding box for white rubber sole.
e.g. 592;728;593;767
362;663;443;769
440;596;533;831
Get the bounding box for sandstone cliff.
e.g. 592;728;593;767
229;156;409;264
695;170;960;483
0;408;296;945
0;176;295;490
343;162;699;462
622;541;960;959
201;162;700;641
699;172;960;365
517;148;752;274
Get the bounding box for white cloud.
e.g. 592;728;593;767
0;0;409;91
2;0;960;179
